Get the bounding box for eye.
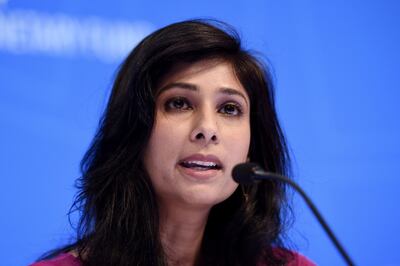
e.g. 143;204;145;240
219;102;243;116
164;97;192;111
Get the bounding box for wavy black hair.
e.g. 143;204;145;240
41;19;294;266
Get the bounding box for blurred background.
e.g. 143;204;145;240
1;0;399;265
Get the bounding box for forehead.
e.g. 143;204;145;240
156;59;248;97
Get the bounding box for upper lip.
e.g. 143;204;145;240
178;154;223;169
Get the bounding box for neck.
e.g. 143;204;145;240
159;203;210;266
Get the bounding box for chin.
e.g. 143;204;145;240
180;187;237;209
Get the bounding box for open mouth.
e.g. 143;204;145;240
179;160;222;171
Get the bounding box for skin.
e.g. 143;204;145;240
143;59;251;265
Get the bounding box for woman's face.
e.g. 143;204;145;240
143;59;251;210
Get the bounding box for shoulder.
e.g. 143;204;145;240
286;252;316;266
258;249;317;266
29;253;81;266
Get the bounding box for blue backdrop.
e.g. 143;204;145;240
1;1;399;265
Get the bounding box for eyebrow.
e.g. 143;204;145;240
158;82;249;105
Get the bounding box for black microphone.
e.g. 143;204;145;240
232;162;264;184
232;162;355;266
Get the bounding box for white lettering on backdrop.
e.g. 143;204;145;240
0;9;153;63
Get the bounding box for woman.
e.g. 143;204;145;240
32;20;315;266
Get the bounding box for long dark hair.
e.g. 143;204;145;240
43;19;294;266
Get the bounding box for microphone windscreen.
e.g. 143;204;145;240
232;162;259;184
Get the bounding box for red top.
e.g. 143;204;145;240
29;253;80;266
30;252;316;266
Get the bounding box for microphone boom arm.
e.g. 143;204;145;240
253;169;355;266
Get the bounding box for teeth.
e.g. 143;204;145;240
180;160;221;170
184;160;217;167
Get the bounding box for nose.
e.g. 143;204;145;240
190;108;219;145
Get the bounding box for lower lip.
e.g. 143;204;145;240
177;164;221;180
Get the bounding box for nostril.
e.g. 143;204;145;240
192;131;218;143
196;133;204;139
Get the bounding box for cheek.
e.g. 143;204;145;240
156;118;187;145
145;117;186;169
144;120;168;170
144;123;178;198
225;124;251;160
